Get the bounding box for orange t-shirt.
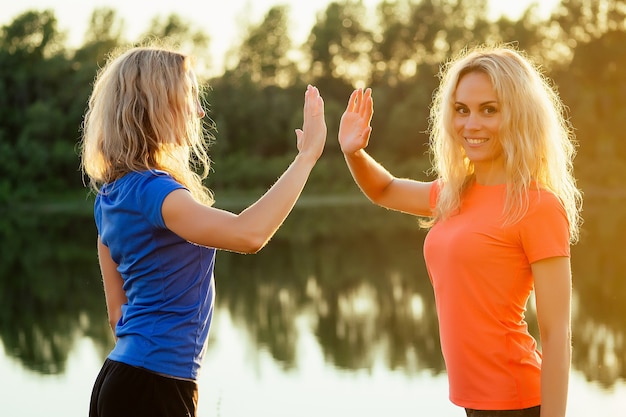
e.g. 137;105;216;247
423;181;570;410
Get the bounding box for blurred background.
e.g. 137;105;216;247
0;0;624;416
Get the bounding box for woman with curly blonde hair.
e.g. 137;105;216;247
80;45;326;417
338;44;582;417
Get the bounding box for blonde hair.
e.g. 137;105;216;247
426;44;582;242
80;44;213;205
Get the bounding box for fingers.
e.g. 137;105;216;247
346;88;373;117
306;84;317;101
347;89;359;112
305;85;324;117
312;89;324;117
301;85;326;143
357;88;369;114
303;85;312;120
350;89;364;113
304;85;318;115
299;85;327;158
359;88;372;117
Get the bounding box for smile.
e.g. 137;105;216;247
465;137;489;144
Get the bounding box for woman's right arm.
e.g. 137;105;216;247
161;85;327;254
339;88;434;216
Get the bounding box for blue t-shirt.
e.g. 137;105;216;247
94;170;216;380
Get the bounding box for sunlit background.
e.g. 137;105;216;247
1;1;625;416
2;0;560;76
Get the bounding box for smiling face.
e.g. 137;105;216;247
452;71;505;183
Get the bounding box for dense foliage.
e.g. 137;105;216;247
1;0;625;205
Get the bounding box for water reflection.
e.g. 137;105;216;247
0;206;110;374
219;242;445;373
570;198;626;387
0;198;624;388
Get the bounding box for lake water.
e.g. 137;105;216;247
1;196;624;416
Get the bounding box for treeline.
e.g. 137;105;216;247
1;0;625;205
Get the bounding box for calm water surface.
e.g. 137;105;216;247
1;196;624;416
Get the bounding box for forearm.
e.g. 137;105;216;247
344;149;394;204
108;311;121;341
532;257;572;417
98;238;125;342
540;333;571;417
237;153;316;249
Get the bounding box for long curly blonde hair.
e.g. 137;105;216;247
80;44;213;205
426;44;582;243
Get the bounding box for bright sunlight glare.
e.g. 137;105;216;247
2;0;560;76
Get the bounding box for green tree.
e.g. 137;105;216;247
139;13;212;74
554;30;626;189
370;0;492;85
207;72;305;160
232;5;298;87
306;1;373;92
0;10;77;202
2;0;626;202
205;6;312;185
71;8;125;134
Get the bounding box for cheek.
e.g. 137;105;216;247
487;115;502;133
452;116;464;134
183;99;193;116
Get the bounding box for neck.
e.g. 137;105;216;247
473;161;506;186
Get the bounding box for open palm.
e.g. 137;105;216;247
338;88;374;154
295;85;327;161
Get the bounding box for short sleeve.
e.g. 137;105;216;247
136;172;186;229
429;180;442;210
94;193;103;235
519;191;570;264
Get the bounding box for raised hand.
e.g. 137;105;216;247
295;85;327;162
338;88;373;155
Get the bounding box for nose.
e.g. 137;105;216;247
464;112;482;130
197;101;206;119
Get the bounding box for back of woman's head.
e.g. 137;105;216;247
80;45;212;203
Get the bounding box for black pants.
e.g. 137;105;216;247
465;406;541;417
89;359;198;417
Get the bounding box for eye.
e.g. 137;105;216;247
455;105;469;115
482;106;498;115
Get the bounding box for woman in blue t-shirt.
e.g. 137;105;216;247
79;44;327;417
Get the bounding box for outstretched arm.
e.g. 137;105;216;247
533;256;572;417
338;88;434;216
162;85;327;253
